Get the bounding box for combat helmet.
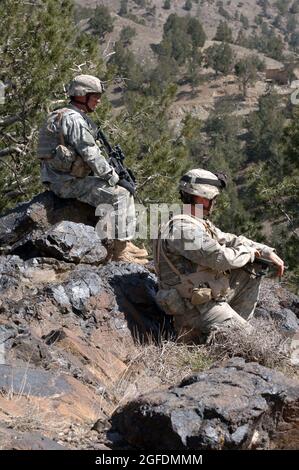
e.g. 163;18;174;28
67;74;103;97
179;168;227;200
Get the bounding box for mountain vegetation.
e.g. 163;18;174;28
0;0;298;291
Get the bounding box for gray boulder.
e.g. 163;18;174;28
110;357;299;450
0;191;97;255
256;279;299;333
0;364;71;397
34;221;107;265
0;427;65;450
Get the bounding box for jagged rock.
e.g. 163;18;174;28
0;254;169;337
0;191;97;253
0;427;65;450
256;279;299;333
1;193;298;450
0;325;18;364
100;262;173;341
110;357;299;450
0;252;172;439
49;265;107;317
33;221;107;265
10;334;53;368
0;364;72;397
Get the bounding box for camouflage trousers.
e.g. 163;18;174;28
49;176;136;240
156;264;263;342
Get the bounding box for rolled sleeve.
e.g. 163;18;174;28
212;225;275;259
166;220;255;271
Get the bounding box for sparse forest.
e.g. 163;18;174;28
0;0;298;291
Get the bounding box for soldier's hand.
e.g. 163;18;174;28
268;252;285;277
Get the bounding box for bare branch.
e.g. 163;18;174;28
277;205;299;239
103;38;113;60
0;114;22;128
0;159;27;196
1;131;19;144
0;145;26;158
138;174;163;190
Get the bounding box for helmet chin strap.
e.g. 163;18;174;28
85;94;93;112
71;95;92;112
206;197;217;216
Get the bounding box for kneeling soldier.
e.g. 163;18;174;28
154;169;284;342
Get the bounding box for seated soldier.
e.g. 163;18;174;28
37;74;147;264
154;168;284;343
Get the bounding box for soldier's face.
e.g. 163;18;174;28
87;93;102;111
193;195;215;217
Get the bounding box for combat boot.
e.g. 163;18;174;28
112;240;149;265
124;241;148;257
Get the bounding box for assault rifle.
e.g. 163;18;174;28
97;128;142;202
245;257;282;279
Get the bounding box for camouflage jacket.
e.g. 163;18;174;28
154;214;275;297
37;104;115;184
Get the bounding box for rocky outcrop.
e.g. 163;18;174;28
110;357;299;450
0;191;97;255
256;279;299;334
0;427;65;450
0;253;168;448
0;193;171;449
34;221;107;265
0;192;298;450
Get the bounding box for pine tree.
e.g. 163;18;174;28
119;0;128;16
214;21;233;43
111;86;191;206
240;14;249;29
154;14;205;66
188;50;203;95
184;0;193;11
163;0;171;9
205;42;233;75
0;0;104;212
235;55;265;97
89;5;114;40
290;1;299;14
119;26;136;46
200;108;250;234
244;106;299;292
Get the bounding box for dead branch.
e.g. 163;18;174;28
0;145;26;158
0;115;22;128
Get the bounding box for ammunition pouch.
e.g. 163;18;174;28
48;145;76;173
70;154;91;178
191;288;213;306
175;271;229;305
42;145;91;178
154;215;231;308
38;108;91;178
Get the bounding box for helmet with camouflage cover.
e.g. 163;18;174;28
67;74;103;97
179;168;226;200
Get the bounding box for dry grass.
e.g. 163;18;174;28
112;339;213;408
0;319;296;450
112;317;297;410
205;318;297;376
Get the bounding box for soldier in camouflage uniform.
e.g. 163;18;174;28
154;169;285;342
37;74;147;263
